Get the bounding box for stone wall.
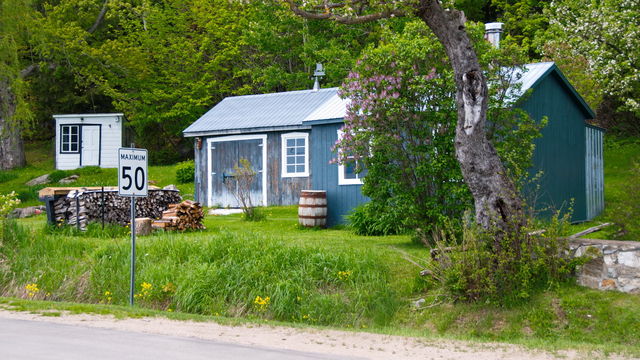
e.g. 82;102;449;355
570;238;640;293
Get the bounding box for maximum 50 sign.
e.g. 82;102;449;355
118;148;148;197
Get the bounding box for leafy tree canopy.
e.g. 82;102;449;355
543;0;640;117
339;20;541;239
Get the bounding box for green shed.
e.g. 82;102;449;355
515;62;604;222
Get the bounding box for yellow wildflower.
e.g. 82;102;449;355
253;295;270;311
25;283;39;298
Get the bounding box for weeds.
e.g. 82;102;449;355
1;220;399;327
424;211;581;305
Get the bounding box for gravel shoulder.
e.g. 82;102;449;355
0;309;621;360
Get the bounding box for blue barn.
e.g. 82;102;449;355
183;62;604;226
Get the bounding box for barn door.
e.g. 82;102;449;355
81;125;100;166
209;136;265;208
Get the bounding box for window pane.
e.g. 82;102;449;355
296;146;305;155
287;147;295;155
71;126;78;135
296;138;305;147
287;165;296;173
296;165;305;173
71;144;78;152
296;156;304;164
286;155;295;165
287;139;295;147
62;127;69;135
344;162;357;179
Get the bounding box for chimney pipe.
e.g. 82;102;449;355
312;63;325;91
485;22;504;48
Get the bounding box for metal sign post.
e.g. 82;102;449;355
118;148;148;306
130;196;136;306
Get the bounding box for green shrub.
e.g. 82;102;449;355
243;206;266;222
175;160;195;184
348;202;407;236
0;171;18;184
425;212;581;305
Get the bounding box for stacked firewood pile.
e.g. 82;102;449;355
152;200;205;231
53;189;182;229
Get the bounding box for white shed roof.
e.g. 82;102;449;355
53;113;124;119
183;88;339;136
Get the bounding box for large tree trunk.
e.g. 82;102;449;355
417;0;525;233
0;78;26;170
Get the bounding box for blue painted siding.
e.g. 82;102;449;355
520;71;591;221
310;122;368;226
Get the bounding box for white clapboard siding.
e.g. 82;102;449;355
54;114;124;170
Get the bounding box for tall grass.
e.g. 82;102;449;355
0;220;400;327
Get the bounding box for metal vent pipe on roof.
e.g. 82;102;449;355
313;63;325;91
485;22;504;48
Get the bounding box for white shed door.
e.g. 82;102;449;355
81;126;100;166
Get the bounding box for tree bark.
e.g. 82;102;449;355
0;78;26;170
286;0;526;233
416;0;525;232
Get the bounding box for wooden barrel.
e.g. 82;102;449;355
298;190;327;228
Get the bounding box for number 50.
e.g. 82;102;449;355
122;166;145;191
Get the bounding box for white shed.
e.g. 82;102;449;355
53;113;124;170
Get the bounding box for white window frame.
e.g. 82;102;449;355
337;129;364;185
281;132;309;178
60;125;80;153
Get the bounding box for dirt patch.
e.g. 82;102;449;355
0;308;627;360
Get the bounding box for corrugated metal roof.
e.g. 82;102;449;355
521;62;555;92
507;62;555;99
304;62;559;123
184;62;567;134
304;93;350;122
183;88;339;135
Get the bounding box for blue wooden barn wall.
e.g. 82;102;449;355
309;122;368;226
519;71;592;221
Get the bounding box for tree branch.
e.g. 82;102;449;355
19;64;38;79
88;0;109;34
285;0;405;25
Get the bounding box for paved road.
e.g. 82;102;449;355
0;318;362;360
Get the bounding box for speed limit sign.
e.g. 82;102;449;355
118;147;148;306
118;148;148;197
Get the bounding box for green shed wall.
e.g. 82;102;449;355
519;71;592;221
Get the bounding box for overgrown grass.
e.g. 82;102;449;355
1;214;404;327
0;140;194;206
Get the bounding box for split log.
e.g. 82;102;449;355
52;189;182;230
152;200;205;231
569;223;612;239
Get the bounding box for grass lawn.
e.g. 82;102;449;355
0;140;194;207
2;208;640;356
